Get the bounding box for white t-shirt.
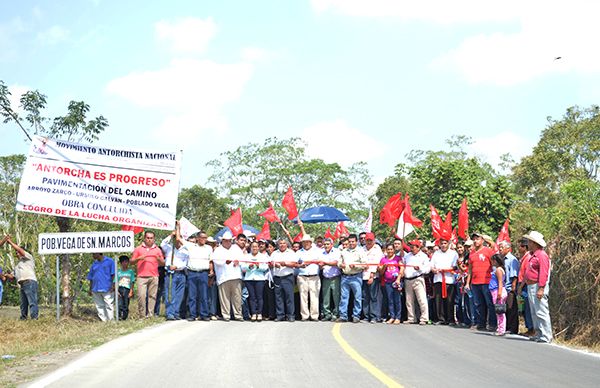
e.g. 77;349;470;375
430;249;458;284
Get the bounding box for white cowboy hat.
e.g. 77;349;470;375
221;231;234;241
523;231;546;248
301;234;313;242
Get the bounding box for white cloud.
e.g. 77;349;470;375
468;131;534;171
37;25;69;45
310;0;518;24
155;17;217;54
241;46;272;63
432;2;600;86
106;58;254;138
302;119;386;166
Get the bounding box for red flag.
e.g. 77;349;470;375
451;228;458;245
324;227;335;240
256;221;271;241
430;205;443;240
281;186;298;220
335;221;349;238
402;194;423;228
293;232;303;242
380;193;404;227
121;225;144;234
496;219;510;245
224;207;244;237
458;198;469;239
259;203;281;223
440;211;453;241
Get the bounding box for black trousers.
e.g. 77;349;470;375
506;291;520;334
434;282;456;323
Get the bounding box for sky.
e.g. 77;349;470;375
2;0;600;193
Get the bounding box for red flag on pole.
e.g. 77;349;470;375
259;203;281;223
458;198;469;239
380;193;404;227
224;207;244;237
430;205;443;240
496;219;510;245
256;221;271;241
335;221;349;238
293;232;303;242
402;194;423;228
282;186;298;220
121;225;144;234
324;227;336;240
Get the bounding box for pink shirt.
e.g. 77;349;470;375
517;252;531;283
522;249;550;287
380;255;401;283
132;244;164;277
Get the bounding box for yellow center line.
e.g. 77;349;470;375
332;323;404;388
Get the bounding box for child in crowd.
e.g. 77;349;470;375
490;254;507;336
118;255;136;320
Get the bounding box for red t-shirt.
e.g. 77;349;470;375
469;246;493;285
132;244;164;277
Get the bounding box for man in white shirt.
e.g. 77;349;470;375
430;238;459;325
338;234;368;323
271;239;298;322
403;239;431;325
185;231;213;321
320;238;342;321
211;231;243;321
297;234;321;321
362;232;383;323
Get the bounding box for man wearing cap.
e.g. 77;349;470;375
403;239;431;324
522;231;552;343
466;232;497;331
498;240;520;334
320;237;342;321
185;231;213;321
338;234;369;323
211;231;243;321
131;231;165;318
430;238;459;325
362;232;383;323
4;235;39;320
161;225;189;321
271;239;298;321
297;234;321;321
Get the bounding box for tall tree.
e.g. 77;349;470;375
0;80;108;316
206;137;372;233
176;185;229;236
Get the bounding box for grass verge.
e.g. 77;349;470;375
0;305;162;387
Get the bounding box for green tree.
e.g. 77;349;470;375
512;105;600;207
374;136;513;240
207;137;372;235
176;185;229;236
0;80;108;316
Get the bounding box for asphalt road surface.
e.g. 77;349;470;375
29;320;600;388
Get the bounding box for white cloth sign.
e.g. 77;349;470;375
17;136;181;230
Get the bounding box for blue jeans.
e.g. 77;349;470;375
274;275;295;319
362;279;382;321
471;283;497;328
384;282;402;319
523;288;533;330
339;274;362;320
20;280;39;319
118;286;131;320
208;281;219;317
245;280;265;315
166;272;187;319
186;270;209;319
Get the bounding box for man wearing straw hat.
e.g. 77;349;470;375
522;231;553;343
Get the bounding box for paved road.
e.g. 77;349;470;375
29;321;600;388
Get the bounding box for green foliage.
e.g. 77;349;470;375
176;185;230;236
207;137;372;234
512;105;600;207
374;141;513;240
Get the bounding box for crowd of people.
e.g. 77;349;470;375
0;221;553;345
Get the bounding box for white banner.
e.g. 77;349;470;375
16;136;181;230
397;210;415;238
38;231;135;254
